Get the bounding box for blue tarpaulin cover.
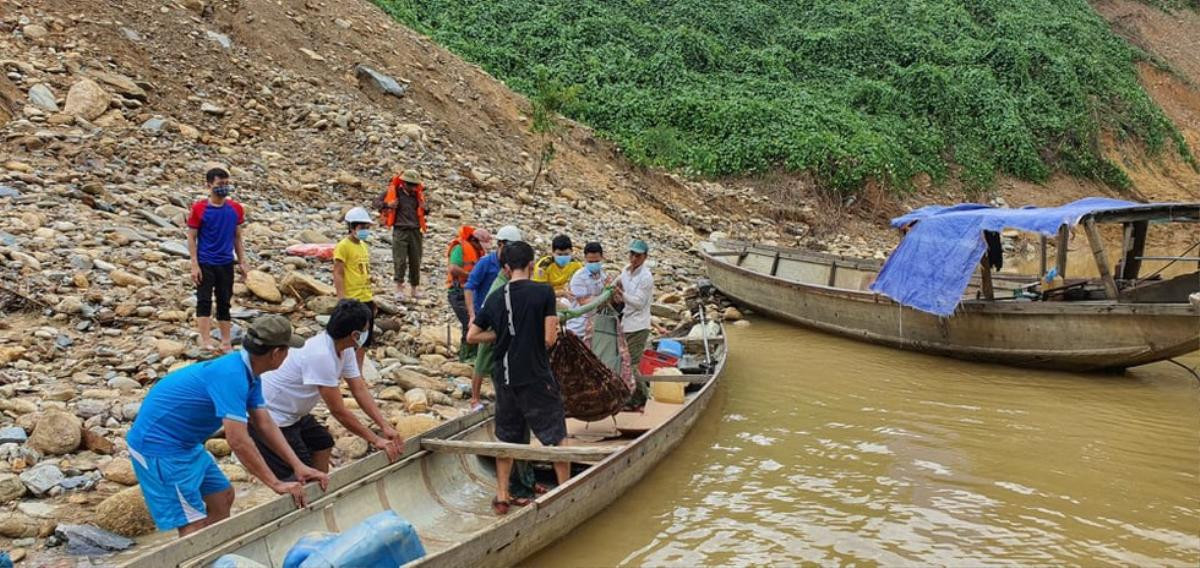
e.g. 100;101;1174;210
869;197;1140;316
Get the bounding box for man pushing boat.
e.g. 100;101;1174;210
467;241;570;515
126;316;329;537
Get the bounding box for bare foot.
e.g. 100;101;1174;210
219;342;233;353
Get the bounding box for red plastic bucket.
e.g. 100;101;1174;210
638;349;678;376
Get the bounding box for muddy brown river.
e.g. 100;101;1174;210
530;318;1200;567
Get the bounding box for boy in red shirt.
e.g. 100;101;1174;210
187;168;249;353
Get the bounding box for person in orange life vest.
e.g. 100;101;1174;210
375;168;429;302
447;226;493;362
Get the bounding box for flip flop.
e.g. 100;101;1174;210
532;483;551;495
509;496;533;507
491;497;510;516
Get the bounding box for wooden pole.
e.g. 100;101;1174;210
421;439;620;463
1055;225;1069;279
1038;235;1048;278
979;253;995;300
1118;220;1148;280
1083;218;1119;299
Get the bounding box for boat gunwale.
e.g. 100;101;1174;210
410;330;728;565
702;241;1198;317
127;330;729;568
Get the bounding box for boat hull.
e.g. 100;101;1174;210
704;243;1198;371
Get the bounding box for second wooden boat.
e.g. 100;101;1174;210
702;203;1198;372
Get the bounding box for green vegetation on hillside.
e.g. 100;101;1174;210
377;0;1194;193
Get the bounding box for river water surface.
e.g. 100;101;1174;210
531;318;1200;566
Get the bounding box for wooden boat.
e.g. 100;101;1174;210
123;328;727;568
702;204;1198;372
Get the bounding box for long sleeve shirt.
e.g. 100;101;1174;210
619;264;653;333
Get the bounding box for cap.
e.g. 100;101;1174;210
344;207;373;225
401;169;421;184
629;239;649;254
496;225;522;242
247;315;305;349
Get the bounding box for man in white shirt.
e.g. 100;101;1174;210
250;300;404;479
614;239;654;410
564;241;608;337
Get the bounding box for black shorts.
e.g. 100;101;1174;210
248;415;334;481
494;380;567;447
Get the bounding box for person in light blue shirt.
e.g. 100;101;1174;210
126;316;329;537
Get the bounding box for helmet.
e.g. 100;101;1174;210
400;169;421;184
495;225;522;243
344;207;373;224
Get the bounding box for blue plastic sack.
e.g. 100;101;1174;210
297;512;426;568
282;533;338;568
656;339;683;359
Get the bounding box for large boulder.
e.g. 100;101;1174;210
404;389;429;413
246;270;282;303
280;272;335;298
28;409;82;455
62;78;111;120
19;464;64;496
55;523;136;555
0;513;41;538
94;486;155;537
335;436;367;460
109;269;150;288
28;83;58;111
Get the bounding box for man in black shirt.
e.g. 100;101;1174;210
467;241;568;515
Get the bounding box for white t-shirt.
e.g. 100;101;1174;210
262;332;361;427
566;267;606;336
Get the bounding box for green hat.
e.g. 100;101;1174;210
246;315;305;349
401;169;421;184
629;239;649;254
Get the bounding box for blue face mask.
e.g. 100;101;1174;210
213;184;232;198
554;255;571;267
355;229;370;241
586;262;603;275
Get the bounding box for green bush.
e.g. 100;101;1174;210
376;0;1195;193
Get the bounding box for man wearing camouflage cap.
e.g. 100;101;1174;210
126;315;329;537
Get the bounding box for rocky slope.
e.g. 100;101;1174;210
0;0;769;561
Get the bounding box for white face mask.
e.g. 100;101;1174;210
355;327;369;348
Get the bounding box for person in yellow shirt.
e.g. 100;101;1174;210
533;234;582;298
333;207;376;369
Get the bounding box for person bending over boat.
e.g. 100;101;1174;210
252;300;405;481
126;316;329;537
467;241;570;515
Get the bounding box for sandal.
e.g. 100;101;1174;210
491;497;510;516
532;483;551;495
509;496;533;507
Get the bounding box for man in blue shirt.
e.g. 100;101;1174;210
127;315;329;537
464;225;521;411
187;167;250;353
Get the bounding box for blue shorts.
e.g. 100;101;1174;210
129;445;231;531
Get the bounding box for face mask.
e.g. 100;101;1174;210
554;255;571;267
355;328;369;348
355;229;370;241
213;185;232;197
586;262;603;275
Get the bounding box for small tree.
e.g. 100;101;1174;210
528;67;581;194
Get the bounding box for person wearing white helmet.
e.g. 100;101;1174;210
464;225;522;409
334;207;377;369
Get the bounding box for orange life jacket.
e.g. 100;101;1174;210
380;176;427;232
446;226;483;287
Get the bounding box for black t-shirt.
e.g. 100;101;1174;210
475;279;557;387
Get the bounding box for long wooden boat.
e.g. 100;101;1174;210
123;328;727;567
702;204;1198;372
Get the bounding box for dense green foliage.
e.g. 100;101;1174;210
376;0;1193;192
